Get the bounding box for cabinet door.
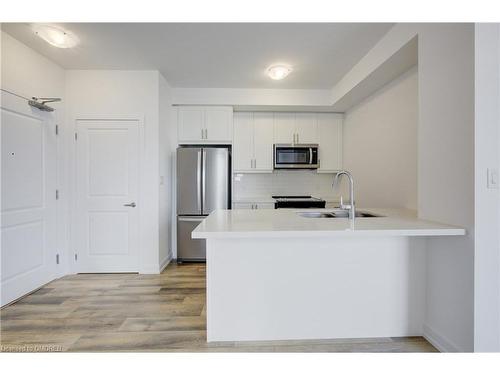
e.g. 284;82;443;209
205;107;233;143
178;107;204;142
273;113;295;144
253;112;274;172
233;202;253;209
255;202;275;209
295;113;317;144
233;112;254;172
317;113;342;173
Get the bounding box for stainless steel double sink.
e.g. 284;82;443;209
298;210;383;218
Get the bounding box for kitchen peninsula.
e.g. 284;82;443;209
192;208;465;342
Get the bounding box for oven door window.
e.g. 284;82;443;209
276;148;310;164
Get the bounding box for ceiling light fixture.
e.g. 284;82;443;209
32;24;79;48
267;65;292;80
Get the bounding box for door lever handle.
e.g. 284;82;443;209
124;202;136;207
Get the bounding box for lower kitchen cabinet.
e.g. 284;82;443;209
233;202;275;209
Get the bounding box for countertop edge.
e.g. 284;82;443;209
192;228;466;239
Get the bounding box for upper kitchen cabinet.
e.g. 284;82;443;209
274;113;296;144
177;106;233;144
233;112;274;173
295;113;318;144
274;112;317;144
317;113;343;173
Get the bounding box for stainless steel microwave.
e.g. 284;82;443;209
274;144;319;169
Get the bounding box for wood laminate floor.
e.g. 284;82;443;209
0;263;438;352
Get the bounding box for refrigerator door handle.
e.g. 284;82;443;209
202;148;207;213
197;149;202;213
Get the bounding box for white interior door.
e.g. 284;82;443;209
75;119;139;272
1;91;58;306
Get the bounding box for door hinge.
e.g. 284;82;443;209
56;189;59;200
56;254;60;264
75;132;78;141
55;124;59;135
75;253;78;261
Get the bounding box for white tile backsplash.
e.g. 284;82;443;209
233;170;339;200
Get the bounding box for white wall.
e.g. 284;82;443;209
65;70;162;273
1;30;69;277
417;24;475;352
159;74;176;270
344;23;476;352
474;23;500;352
343;67;418;210
172;88;332;107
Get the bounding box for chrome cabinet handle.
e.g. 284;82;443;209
201;128;204;139
124;202;136;207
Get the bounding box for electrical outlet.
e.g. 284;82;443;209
487;168;499;189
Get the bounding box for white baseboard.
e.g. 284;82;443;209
160;252;173;272
423;324;464;352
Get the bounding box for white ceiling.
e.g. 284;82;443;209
2;23;393;89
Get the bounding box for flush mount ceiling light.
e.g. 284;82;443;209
32;24;79;48
267;65;292;80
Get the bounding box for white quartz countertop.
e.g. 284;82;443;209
192;208;466;239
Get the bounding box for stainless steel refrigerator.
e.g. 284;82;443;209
176;146;231;262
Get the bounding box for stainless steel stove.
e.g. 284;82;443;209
272;195;326;209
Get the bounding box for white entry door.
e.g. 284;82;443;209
75;119;140;272
1;91;58;306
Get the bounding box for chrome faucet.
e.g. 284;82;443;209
333;170;355;223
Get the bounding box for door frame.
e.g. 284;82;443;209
68;114;144;274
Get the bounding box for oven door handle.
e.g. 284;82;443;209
309;148;313;164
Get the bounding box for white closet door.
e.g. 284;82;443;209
253;112;274;171
1;91;58;306
75;119;140;272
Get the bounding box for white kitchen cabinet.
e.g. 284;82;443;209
233;112;254;171
295;113;318;144
274;113;296;144
255;202;275;209
233;112;273;173
232;202;253;209
253;113;274;171
205;107;233;142
178;106;232;144
178;107;204;142
317;113;343;173
274;112;317;144
232;202;275;209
